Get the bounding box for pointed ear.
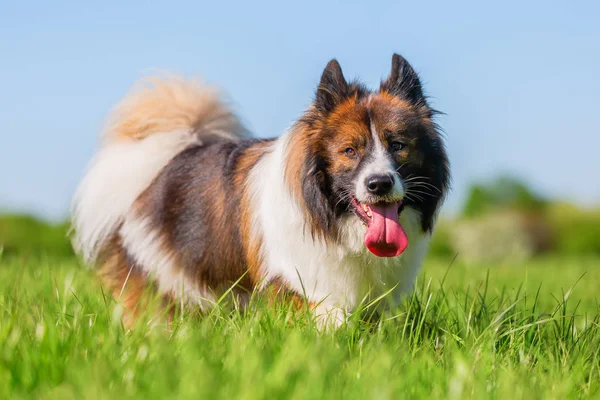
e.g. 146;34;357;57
381;53;425;104
315;59;348;113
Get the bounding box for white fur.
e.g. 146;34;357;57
72;79;434;329
249;133;430;327
120;214;216;308
74;125;430;327
71;130;198;263
355;119;405;204
71;77;245;266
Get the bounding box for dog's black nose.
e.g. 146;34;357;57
365;174;394;196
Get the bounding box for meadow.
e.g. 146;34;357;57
2;252;599;399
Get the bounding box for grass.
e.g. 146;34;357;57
1;254;600;399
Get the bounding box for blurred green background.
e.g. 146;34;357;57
429;176;600;262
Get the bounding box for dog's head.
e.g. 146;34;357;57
286;54;450;257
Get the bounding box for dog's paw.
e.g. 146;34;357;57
313;304;349;331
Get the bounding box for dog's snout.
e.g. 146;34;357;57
365;174;394;196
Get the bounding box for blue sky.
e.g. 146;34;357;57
1;1;599;220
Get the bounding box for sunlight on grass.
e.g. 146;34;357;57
1;255;599;399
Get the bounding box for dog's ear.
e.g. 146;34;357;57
381;53;425;105
301;153;336;240
315;59;348;113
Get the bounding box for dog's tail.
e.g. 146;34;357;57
71;76;247;264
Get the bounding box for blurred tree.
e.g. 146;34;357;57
547;203;600;255
455;176;553;261
0;214;73;258
462;175;547;218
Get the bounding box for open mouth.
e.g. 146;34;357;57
351;197;409;258
351;198;405;226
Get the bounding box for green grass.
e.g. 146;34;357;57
1;254;600;399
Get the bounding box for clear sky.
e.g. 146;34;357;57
1;1;599;220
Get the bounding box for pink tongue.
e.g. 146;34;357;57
364;202;408;257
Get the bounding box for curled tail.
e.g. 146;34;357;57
71;76;247;264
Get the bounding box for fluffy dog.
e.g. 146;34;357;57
72;54;450;327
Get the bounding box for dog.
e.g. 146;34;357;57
71;54;450;328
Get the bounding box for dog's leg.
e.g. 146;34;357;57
98;244;152;329
265;279;350;330
312;303;348;331
264;277;312;309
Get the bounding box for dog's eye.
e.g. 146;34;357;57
344;147;357;158
390;142;405;152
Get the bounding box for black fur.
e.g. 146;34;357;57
136;54;449;283
381;53;425;106
301;152;337;239
315;59;349;114
301;54;450;237
138;137;273;289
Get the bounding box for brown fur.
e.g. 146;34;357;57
75;55;450;328
98;240;152;328
236;142;273;283
287;91;424;188
103;77;245;143
284;90;426;237
102;84;442;326
133;168;250;293
284;131;308;202
265;277;316;311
